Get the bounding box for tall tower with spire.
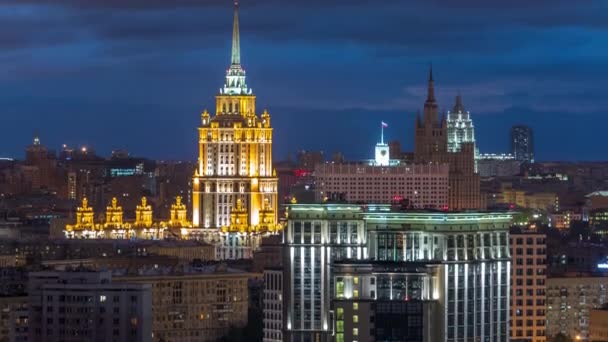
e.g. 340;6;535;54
191;3;279;259
412;67;483;210
414;65;447;163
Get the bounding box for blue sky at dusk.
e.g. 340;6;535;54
1;0;607;161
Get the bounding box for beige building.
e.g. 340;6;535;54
500;188;558;212
146;241;216;261
546;277;608;341
0;254;24;268
115;266;258;342
590;306;608;342
315;162;449;209
510;232;547;342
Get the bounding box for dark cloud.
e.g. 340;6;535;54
0;0;606;160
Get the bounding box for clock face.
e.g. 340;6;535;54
381;150;387;156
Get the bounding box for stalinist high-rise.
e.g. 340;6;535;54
190;3;279;259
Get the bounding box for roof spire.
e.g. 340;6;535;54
231;1;240;65
426;63;435;102
453;92;465;113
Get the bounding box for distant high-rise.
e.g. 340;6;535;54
511;125;534;163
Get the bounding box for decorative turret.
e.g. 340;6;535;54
201;109;210;126
258;197;279;232
104;197;123;228
169;196;190;228
134;197;153;228
224;198;249;233
66;197;96;231
261;109;271;128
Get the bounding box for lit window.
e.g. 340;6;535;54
99;295;106;302
353;302;358;310
353;277;359;285
353;328;358;336
353;290;359;298
353;315;358;323
337;308;344;320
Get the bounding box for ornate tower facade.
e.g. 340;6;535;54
447;94;478;171
413;68;484;211
414;67;447;163
191;3;278;239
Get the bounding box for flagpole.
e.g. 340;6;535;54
381;122;384;145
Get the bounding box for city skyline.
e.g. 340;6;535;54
1;0;607;161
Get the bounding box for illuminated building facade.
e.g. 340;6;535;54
283;204;512;342
414;68;483;210
510;232;547;342
315;129;449;208
447;95;476;154
315;163;449;208
189;3;279;259
64;196;181;240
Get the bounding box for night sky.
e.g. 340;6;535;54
1;0;607;161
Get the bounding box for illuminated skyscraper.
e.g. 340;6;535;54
190;3;279;258
446;94;476;154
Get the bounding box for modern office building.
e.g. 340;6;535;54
28;270;152;342
283;204;512;342
414;69;483;210
115;265;255;342
546;276;608;340
511;125;534;163
263;268;283;342
510;232;547;342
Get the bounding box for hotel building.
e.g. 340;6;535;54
283;204;512;342
189;2;280;259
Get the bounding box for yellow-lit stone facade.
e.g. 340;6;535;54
134;197;153;228
191;3;278;236
65;197;167;240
